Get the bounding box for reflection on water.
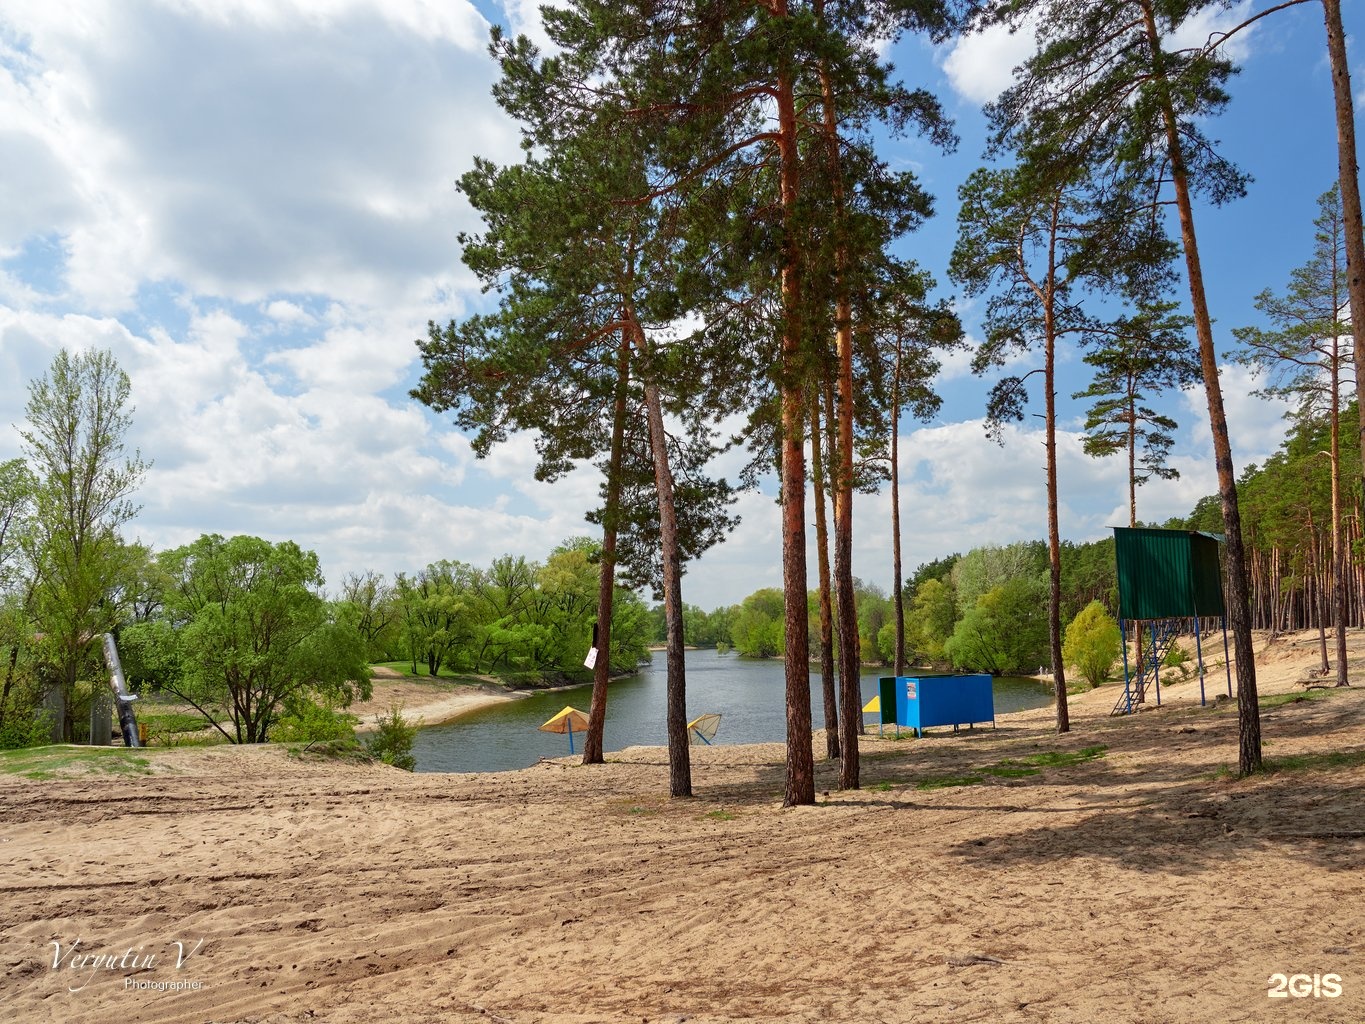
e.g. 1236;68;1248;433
412;649;1053;773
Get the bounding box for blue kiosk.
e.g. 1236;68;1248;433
876;674;995;737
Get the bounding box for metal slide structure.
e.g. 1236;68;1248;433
100;633;141;747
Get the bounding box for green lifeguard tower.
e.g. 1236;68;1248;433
1113;527;1233;715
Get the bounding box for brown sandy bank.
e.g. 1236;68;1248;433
2;629;1363;1023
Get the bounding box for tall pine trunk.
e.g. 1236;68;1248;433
1141;0;1260;774
627;312;691;797
1331;275;1350;686
1127;378;1145;696
814;19;860;790
644;376;691;798
775;42;814;807
891;340;906;677
583;330;632;764
1308;509;1329;673
811;389;840;759
1042;199;1069;733
1322;0;1365;497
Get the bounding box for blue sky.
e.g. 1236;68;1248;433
0;0;1357;609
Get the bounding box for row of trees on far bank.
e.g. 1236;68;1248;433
663;538;1114;677
674;396;1365;682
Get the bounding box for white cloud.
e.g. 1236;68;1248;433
939;17;1038;106
1179;362;1292;471
263;299;315;326
0;0;517;312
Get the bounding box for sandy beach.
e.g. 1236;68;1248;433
3;630;1364;1023
347;668;520;733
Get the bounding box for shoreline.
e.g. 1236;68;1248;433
363;629;1317;755
351;675;589;733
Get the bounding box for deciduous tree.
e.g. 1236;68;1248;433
148;534;370;744
21;349;146;740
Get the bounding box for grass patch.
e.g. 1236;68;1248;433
916;775;985;791
1016;744;1107;768
980;763;1041;778
369;662;594;690
368;666;491;690
870;780;897;792
0;746;154;780
139;710;209;733
1259;690;1333;710
608;797;663;816
704;809;737;821
914;745;1107;792
1263;749;1365;774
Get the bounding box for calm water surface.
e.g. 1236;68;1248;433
413;649;1053;773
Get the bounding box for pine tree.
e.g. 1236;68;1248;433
1075;301;1199;526
1231;184;1355;686
952;145;1166;732
974;0;1264;772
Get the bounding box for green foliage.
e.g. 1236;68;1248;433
137;709;210;734
272;698;357;743
1263;749;1365;774
952;542;1046;616
690;537;1119;671
606;587;652;671
1062;600;1122;687
1163;642;1189;669
19;349;147;739
0;458;35;593
373;542;650;679
906;577;957;665
152;534;371;743
1073;303;1198;519
679;602;734;649
945;576;1049;674
1018;745;1106;768
365;705;418;771
1058;538;1118;622
339;571;399;662
915;745;1107;790
1230;184;1353;424
906;556;958;600
0;706;52;749
729;589;786;659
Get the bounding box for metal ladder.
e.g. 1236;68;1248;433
1112;619;1181;716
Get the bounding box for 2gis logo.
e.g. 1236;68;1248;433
1267;973;1344;999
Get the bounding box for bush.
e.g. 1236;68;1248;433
1163;642;1189;669
1062;600;1122;688
272;699;357;743
0;709;54;750
366;705;419;771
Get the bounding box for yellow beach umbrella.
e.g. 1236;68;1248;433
687;713;722;746
539;706;591;754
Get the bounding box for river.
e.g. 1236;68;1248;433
412;649;1054;773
